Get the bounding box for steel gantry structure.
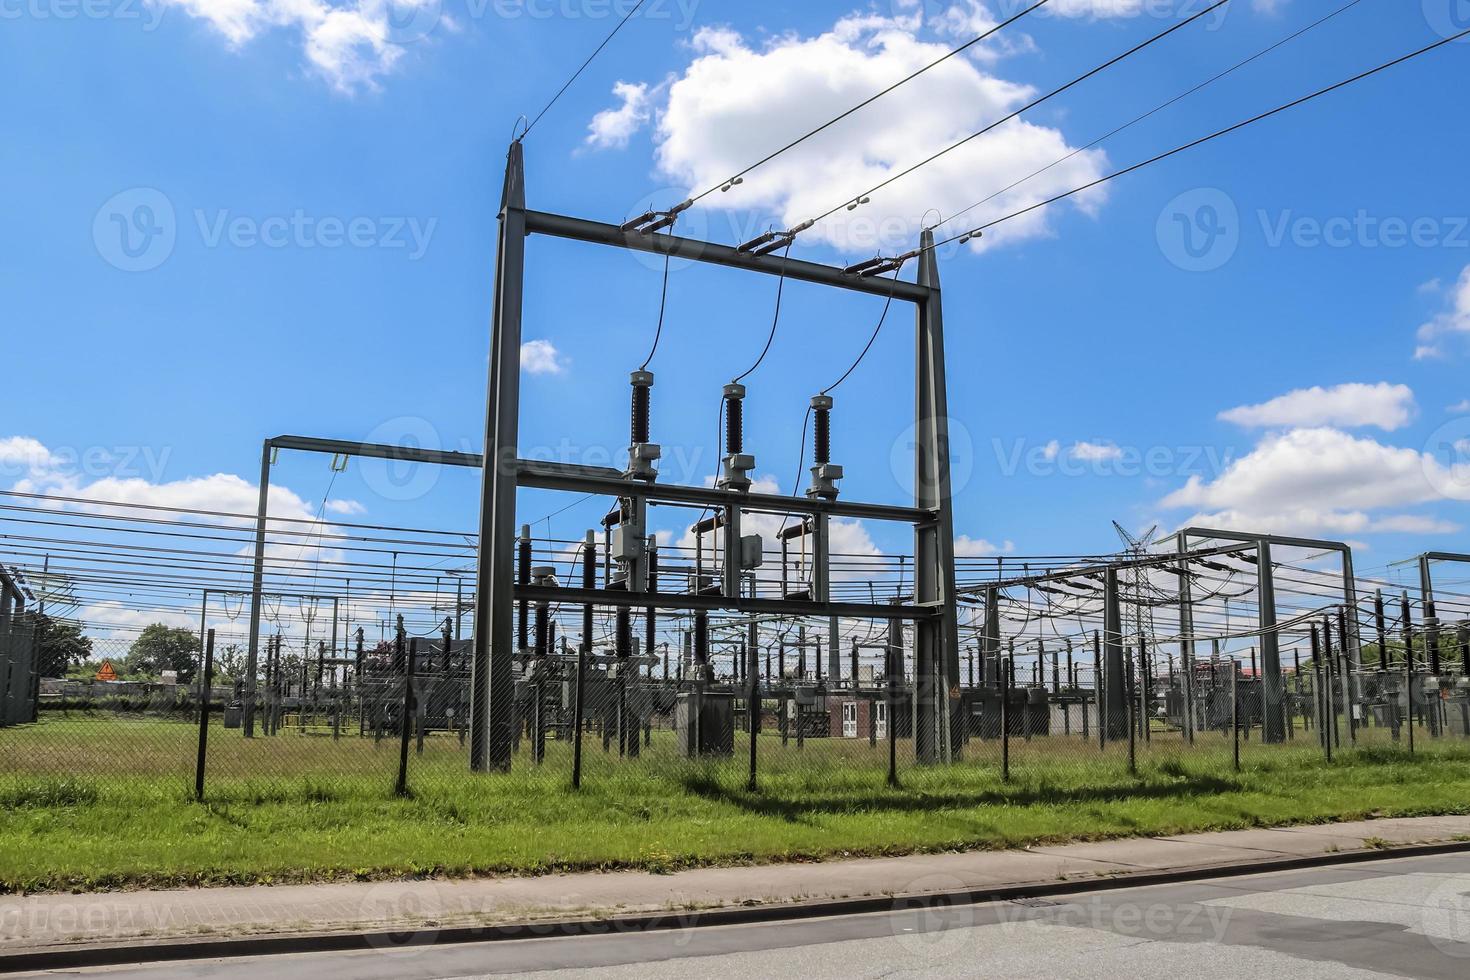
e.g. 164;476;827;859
469;141;964;772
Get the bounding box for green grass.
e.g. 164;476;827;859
2;713;1468;894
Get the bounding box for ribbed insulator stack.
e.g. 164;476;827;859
630;371;653;445
724;383;745;455
812;394;833;465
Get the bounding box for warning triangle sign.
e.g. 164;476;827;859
95;660;118;682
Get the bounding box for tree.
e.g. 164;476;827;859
125;624;201;684
33;614;93;678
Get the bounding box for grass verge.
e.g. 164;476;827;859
2;716;1468;893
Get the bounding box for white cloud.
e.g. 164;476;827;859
1071;441;1122;461
1041;439;1060;461
151;0;438;92
324;498;367;515
1449;400;1470;414
632;11;1108;254
520;339;567;376
1414;265;1470;360
1219;382;1416;432
955;535;1014;556
1160;426;1462;537
0;437;58;474
586;81;656;150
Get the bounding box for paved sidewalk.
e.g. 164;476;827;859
2;815;1468;963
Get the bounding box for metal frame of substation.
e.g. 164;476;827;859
1411;552;1470;675
469;140;962;773
1176;527;1360;745
958;541;1257;743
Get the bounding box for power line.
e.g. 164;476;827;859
930;0;1366;239
931;25;1470;251
518;0;651;142
688;0;1056;207
798;0;1233;239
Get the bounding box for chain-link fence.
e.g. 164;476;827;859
6;617;1470;813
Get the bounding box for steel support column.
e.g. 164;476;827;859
1256;539;1285;743
243;441;271;738
471;141;527;772
912;229;962;762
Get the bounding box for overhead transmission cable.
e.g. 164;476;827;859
518;0;650;142
929;25;1470;251
689;0;1056;207
786;0;1233;250
930;0;1366;238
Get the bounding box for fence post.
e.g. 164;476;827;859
396;637;416;797
886;626;899;789
1406;655;1416;756
1001;654;1011;783
194;630;215;802
747;630;759;793
1231;660;1241;773
1126;651;1137;776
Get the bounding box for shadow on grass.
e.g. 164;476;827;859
675;771;1244;822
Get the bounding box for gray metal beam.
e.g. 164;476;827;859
518;458;931;524
522;210;934;304
268;435;482;470
516;585;935;623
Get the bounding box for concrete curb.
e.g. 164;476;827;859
3;839;1468;974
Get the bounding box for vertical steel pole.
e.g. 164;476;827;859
914;229;961;762
194;630;215;802
397;636;417;795
748;618;759;792
1231;660;1241;772
1256;540;1284;743
1104;568;1127;741
471;142;527;773
243;440;272;738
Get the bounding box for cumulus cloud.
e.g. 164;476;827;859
1418;266;1470;355
612;9;1108;254
1219;382;1416;432
0;437;58;475
1159;426;1463;537
152;0;440;92
1071;441;1122;461
586;81;657;149
955;535;1014;556
1414;265;1470;360
520;339;567;376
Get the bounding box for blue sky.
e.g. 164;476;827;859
4;0;1470;612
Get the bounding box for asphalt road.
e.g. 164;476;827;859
17;853;1470;979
